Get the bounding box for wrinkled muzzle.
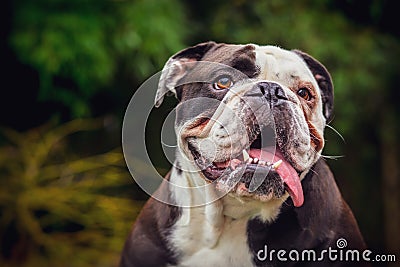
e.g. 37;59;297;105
179;81;304;207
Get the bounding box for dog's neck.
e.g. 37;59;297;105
168;156;288;254
169;156;223;248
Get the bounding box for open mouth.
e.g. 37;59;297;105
188;133;304;207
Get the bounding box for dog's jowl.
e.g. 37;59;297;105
120;42;369;267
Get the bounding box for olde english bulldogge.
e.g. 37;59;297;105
120;42;369;266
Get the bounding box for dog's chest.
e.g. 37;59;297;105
169;213;255;267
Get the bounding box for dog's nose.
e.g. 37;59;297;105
257;82;288;103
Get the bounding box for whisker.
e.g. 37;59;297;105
321;154;345;160
308;167;319;177
326;124;346;144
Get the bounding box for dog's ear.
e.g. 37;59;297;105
293;50;334;122
154;41;217;107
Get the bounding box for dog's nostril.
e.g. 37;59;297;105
274;86;287;100
259;84;266;96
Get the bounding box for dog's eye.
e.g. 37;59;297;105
297;87;313;101
213;76;233;90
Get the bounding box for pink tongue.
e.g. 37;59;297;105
249;148;304;207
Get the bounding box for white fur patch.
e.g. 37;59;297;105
169;204;254;267
168;158;286;267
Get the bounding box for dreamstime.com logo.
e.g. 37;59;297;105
256;238;397;263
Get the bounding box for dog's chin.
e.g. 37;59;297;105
187;137;305;207
217;163;287;203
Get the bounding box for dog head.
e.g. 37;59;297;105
155;42;333;207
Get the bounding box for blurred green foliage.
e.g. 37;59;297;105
11;0;187;117
0;120;143;266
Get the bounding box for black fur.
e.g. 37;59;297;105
119;173;181;267
247;159;368;266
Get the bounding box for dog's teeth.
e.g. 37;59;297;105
253;158;259;163
259;160;266;165
272;159;283;169
242;149;250;161
247;158;253;164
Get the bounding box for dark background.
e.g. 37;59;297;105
1;0;399;266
